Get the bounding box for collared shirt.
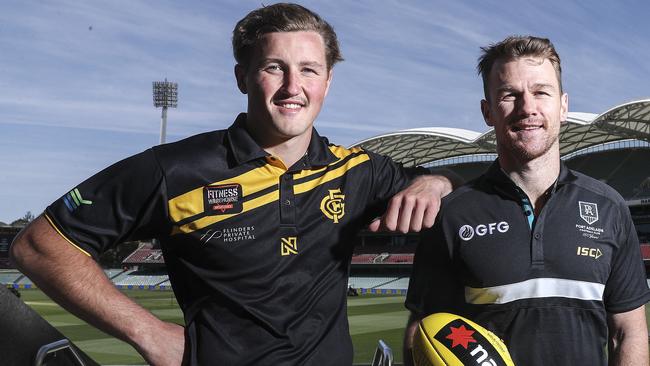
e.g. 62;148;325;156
46;113;412;365
406;160;650;366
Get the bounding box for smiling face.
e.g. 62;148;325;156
481;57;568;166
235;31;332;149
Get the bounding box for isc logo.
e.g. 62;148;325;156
458;222;509;241
577;246;602;259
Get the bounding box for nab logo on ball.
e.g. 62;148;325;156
434;319;507;366
412;313;514;366
458;222;509;242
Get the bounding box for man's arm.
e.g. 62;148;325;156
403;313;421;366
607;305;649;366
10;215;186;366
368;174;455;233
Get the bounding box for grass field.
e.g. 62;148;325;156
21;289;409;365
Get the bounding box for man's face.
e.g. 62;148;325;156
481;57;568;163
235;31;332;146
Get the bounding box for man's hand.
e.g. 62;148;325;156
403;313;421;366
136;321;187;366
368;175;454;233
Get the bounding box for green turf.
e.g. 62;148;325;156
20;289;409;365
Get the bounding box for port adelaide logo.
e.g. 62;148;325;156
204;183;243;215
579;201;599;225
459;222;509;241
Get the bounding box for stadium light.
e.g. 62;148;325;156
152;78;178;144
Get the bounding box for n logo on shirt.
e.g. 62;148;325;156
281;237;298;256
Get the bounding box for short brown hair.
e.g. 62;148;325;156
477;35;562;100
232;3;343;70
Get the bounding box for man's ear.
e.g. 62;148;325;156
481;99;494;127
235;64;247;94
560;92;569;122
323;69;333;98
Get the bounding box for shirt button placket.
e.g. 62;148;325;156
279;174;295;226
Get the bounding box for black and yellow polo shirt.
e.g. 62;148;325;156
406;160;650;366
46;113;412;365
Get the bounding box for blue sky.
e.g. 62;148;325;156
1;0;649;223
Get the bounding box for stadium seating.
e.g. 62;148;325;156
122;248;165;264
383;254;414;264
640;244;650;261
374;277;410;290
566;148;650;199
351;254;376;264
0;270;22;284
109;269;137;284
349;277;400;289
351;253;415;264
103;268;126;279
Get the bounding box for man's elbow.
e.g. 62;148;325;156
9;217;50;271
10;227;36;271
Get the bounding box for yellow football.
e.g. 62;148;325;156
412;313;515;366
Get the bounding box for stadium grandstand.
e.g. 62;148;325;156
2;99;649;296
350;98;650;293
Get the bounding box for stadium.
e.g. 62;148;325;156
1;98;649;365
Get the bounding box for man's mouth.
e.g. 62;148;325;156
511;121;543;132
274;100;305;110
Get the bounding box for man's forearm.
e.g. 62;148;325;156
10;216;184;364
609;334;649;366
607;307;649;366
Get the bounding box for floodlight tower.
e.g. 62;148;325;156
152;78;178;144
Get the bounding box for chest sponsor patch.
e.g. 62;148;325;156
204;184;243;215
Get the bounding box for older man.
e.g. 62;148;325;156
404;36;650;366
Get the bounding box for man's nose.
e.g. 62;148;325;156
518;91;538;116
283;69;301;95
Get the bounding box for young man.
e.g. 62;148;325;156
10;3;452;366
404;35;650;366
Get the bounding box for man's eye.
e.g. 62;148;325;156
265;65;282;72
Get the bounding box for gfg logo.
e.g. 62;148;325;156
459;222;509;241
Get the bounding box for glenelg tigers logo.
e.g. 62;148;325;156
320;189;345;223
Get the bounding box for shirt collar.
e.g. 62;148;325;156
485;158;577;197
226;113;338;169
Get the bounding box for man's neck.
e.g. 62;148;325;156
263;136;310;169
499;150;560;212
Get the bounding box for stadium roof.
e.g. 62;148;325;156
352;99;650;167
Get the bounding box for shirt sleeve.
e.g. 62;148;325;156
362;150;423;218
405;221;465;318
603;200;650;313
45;148;169;258
367;150;414;200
